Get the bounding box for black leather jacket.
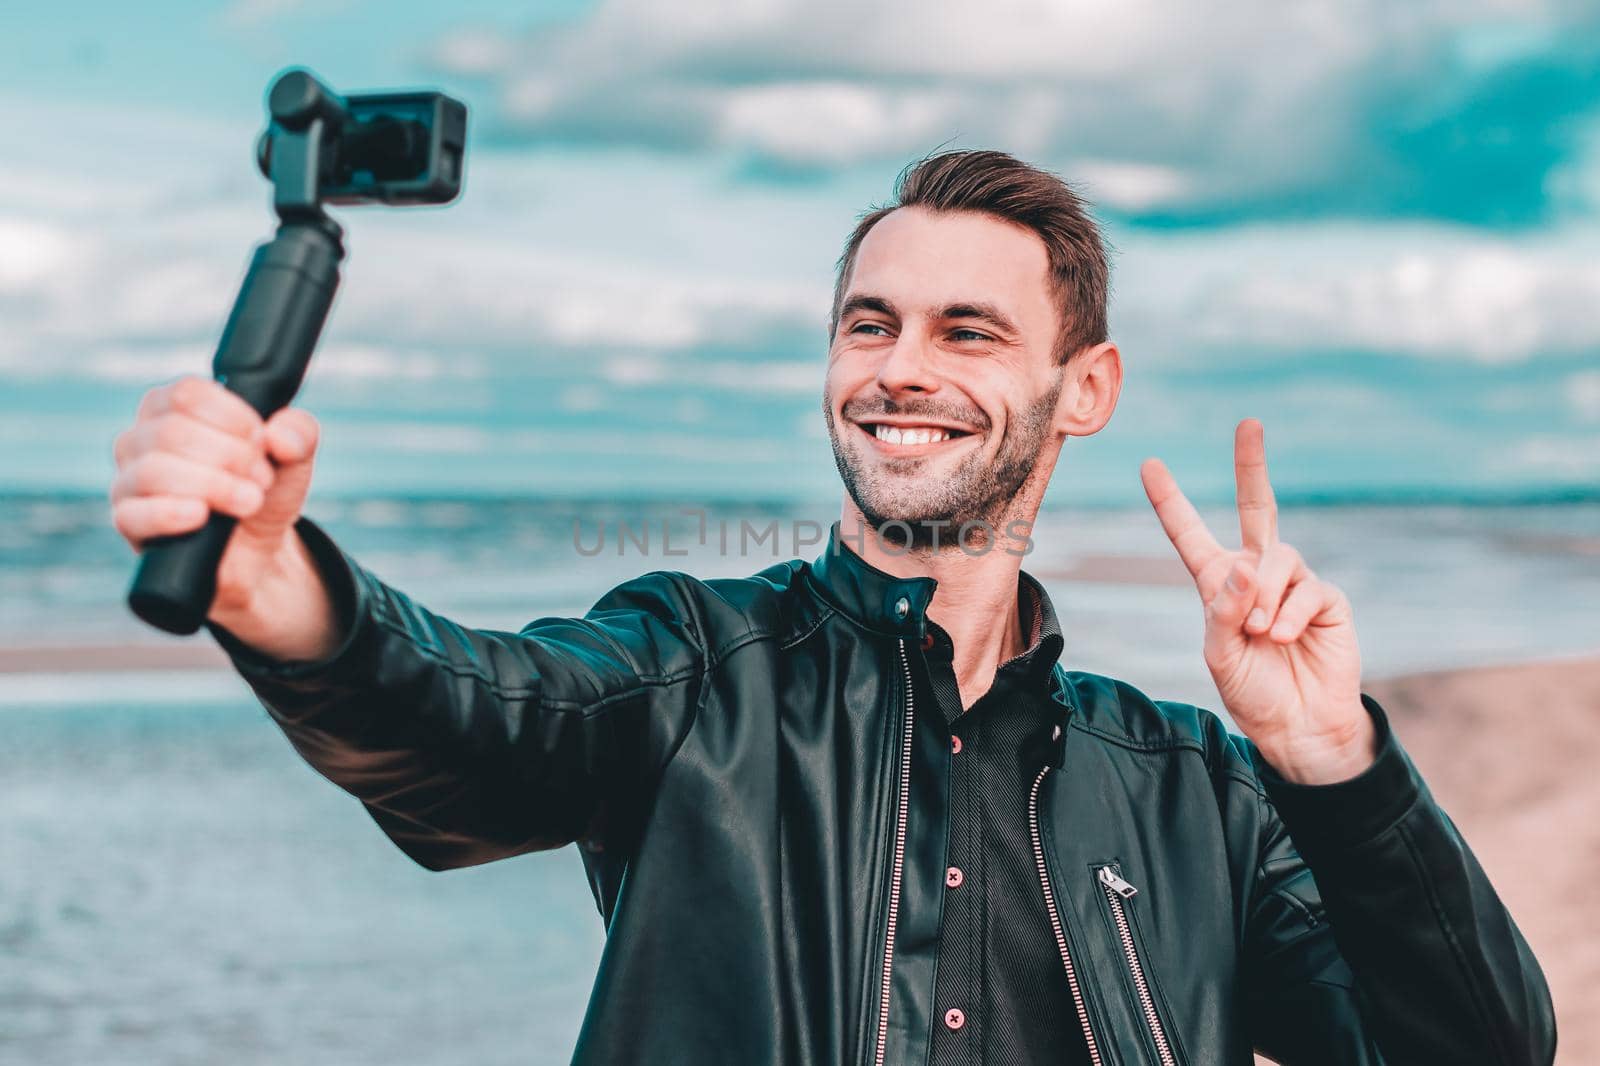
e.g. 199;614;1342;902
211;519;1556;1066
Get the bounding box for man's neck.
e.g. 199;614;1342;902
839;505;1032;711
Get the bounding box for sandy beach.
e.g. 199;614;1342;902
5;638;1595;1061
1365;654;1600;1064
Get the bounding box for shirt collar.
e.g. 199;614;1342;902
808;521;1068;684
1000;569;1066;688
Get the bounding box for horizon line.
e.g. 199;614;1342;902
3;486;1597;510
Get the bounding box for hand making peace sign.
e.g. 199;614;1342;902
1141;419;1378;785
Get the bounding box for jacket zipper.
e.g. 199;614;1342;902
1096;864;1178;1066
873;639;916;1066
1029;766;1104;1066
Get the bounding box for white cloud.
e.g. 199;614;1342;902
427;0;1596;211
0;99;837;380
222;0;305;27
1114;222;1600;363
334;421;497;454
218;0;354;29
0;339;485;389
599;355;819;393
307;344;488;384
0;219;80;290
1499;433;1600;477
4;95;1597;422
332;420;805;463
1567;370;1600;422
715;82;960;168
698;360;818;393
77;344;214;384
429;27;519;76
559;384;608;413
1073;162;1194;214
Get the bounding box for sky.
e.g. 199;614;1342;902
2;0;1598;505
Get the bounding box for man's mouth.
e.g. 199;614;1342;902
856;420;977;453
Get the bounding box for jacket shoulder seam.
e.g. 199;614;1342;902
706;626;776;669
367;577;710;708
1225;767;1268;798
780;606;837;650
1068;719;1206;756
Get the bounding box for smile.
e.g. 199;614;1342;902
857;421;976;453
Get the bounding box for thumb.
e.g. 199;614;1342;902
1203;560;1254;633
1203;557;1254;672
241;408;320;542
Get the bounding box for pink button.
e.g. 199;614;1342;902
944;1008;965;1031
951;735;962;754
946;866;964;889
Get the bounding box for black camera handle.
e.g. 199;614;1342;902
127;71;348;635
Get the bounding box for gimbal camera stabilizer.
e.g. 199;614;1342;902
126;68;467;635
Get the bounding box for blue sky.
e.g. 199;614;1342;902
3;0;1598;504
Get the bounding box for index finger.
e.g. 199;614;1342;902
140;376;264;441
1234;418;1277;552
1140;457;1225;582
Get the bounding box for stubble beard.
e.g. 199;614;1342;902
824;378;1062;552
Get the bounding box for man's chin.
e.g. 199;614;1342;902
855;503;989;543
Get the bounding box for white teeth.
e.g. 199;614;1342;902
874;425;951;445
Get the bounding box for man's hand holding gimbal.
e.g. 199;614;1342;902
111;375;342;662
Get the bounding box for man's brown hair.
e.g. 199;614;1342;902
831;149;1110;364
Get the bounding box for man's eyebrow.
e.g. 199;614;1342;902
836;294;1020;337
837;294;900;321
938;302;1020;336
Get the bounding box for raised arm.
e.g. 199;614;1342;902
206;522;706;870
1145;420;1555;1063
113;377;705;869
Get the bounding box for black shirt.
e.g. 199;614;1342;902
916;573;1091;1066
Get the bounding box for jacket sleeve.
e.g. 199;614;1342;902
1239;695;1556;1066
206;516;707;872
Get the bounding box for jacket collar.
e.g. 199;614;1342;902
808;522;1068;686
808;522;937;639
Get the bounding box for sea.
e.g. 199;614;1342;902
2;492;1596;1064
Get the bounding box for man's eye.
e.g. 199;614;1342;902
950;328;990;342
851;323;890;336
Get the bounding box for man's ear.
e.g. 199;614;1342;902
1054;341;1122;438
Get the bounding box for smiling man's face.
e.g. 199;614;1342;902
823;206;1068;549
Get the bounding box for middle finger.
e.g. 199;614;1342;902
116;415;271;488
1234;418;1278;552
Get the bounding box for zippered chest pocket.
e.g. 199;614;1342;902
1094;862;1184;1066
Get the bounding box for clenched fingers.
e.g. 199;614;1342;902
138;375;264;442
111;495;211;550
110;451;265;518
1266;578;1348;643
114;415;272;487
1245;542;1306;635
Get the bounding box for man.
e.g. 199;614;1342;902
110;150;1554;1064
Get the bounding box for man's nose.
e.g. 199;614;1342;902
875;330;940;397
